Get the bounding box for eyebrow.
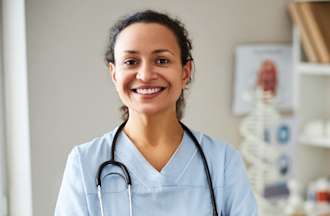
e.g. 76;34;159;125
122;49;175;56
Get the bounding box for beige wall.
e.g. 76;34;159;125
26;0;292;215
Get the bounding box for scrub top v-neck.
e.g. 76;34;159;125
115;131;196;187
55;127;258;216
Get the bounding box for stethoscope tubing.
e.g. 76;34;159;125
96;121;219;216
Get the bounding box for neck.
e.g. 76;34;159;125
123;110;183;148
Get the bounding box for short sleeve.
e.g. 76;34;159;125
223;146;258;215
55;147;89;215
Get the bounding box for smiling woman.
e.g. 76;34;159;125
109;23;191;123
55;10;258;216
105;11;193;121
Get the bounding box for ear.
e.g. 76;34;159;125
108;63;117;85
182;60;192;87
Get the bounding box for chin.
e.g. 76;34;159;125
130;105;174;117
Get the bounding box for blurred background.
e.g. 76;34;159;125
1;0;330;215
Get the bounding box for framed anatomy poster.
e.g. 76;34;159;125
233;44;293;115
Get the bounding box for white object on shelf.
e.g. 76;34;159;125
285;179;305;215
299;120;330;148
303;120;324;137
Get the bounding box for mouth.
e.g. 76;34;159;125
131;86;166;95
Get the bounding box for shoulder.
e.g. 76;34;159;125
75;133;112;155
64;128;117;192
72;127;118;161
69;128;115;162
191;129;240;165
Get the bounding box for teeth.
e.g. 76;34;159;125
136;88;162;95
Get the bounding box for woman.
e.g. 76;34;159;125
55;10;257;216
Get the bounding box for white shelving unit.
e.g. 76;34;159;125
299;136;330;148
297;63;330;76
292;26;330;187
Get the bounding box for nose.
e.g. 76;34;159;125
136;61;157;81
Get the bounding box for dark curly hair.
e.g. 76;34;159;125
104;10;193;121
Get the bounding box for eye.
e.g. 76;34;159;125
123;59;138;66
156;58;170;65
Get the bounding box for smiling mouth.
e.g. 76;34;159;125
132;87;166;95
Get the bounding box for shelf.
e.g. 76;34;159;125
300;135;330;148
297;63;330;75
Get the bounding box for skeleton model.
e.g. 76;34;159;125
239;60;285;215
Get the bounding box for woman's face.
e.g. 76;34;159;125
109;23;192;118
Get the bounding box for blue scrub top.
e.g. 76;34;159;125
55;127;257;215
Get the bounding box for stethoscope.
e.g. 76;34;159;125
96;121;220;216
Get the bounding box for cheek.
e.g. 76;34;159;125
116;72;134;90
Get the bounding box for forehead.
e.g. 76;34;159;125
114;23;180;55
